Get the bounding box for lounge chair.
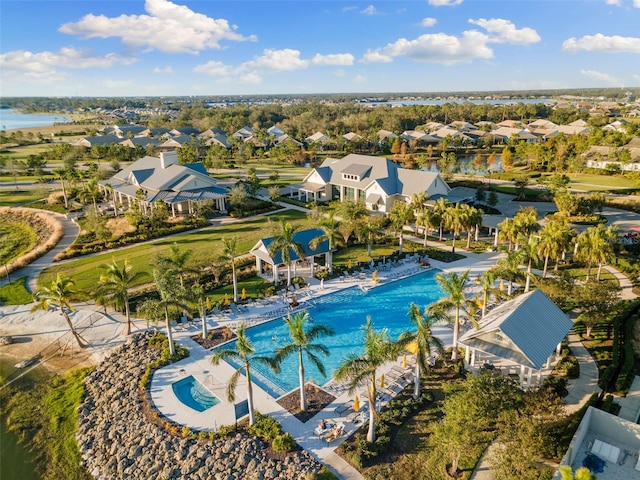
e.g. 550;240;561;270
229;303;242;315
334;401;354;416
325;424;345;443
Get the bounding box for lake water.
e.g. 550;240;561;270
361;99;555;107
0;109;70;131
0;357;51;480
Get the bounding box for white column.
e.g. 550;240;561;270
494;228;499;247
273;264;278;283
519;365;525;385
545;356;551;369
256;257;262;274
470;349;476;368
293;261;297;277
171;203;176;217
526;367;533;389
465;345;470;364
556;342;562;356
537;369;542;385
310;257;315;276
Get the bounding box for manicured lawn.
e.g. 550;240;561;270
0;189;53;207
566;173;640;190
0;277;33;304
205;276;272;304
39;209;310;292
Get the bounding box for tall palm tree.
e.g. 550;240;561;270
475;270;504;318
426;270;477;361
513;207;540;243
334;317;402;442
538;218;575;278
96;258;147;336
31;273;87;348
52;167;69;209
498;217;518;251
191;283;209;338
432;197;451;241
155;242;195;289
518;234;541;293
137;269;186;356
268;218;305;286
221;236;240;302
443;203;468;256
358;216;382;258
398;303;444;399
211;324;274;426
273;310;335;411
389;200;413;255
417;206;438;247
409;192;429;234
310;212;343;274
575;224;617;281
493;250;524;296
464;205;483;248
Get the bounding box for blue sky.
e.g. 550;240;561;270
1;0;639;97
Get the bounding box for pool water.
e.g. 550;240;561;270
222;269;444;398
172;375;220;412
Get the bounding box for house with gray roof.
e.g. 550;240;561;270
459;289;573;388
291;153;450;213
98;151;228;217
72;134;123;147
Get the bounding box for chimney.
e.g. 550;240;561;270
159;151;178;169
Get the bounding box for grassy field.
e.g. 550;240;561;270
0;277;33;304
565;173;640;191
39;209;310;292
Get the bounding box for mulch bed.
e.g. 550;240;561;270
190;326;236;349
276;383;336;423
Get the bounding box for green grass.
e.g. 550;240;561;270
0;277;33;304
206;276;272;304
566;173;640;190
39;209;310;292
0;220;37;265
0;189;50;207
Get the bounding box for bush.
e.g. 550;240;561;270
247;412;283;440
272;433;296;452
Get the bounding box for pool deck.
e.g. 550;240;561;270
149;249;503;474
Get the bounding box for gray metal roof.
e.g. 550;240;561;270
459;289;573;370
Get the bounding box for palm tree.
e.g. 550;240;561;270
273;310;335;411
221;236;240;302
538;218;575;278
513;207;540;243
426;270;477;361
417;206;438;247
268;218;305;286
96;258;147;336
409;192;429;234
137;269;186;356
358;216;382;258
191;283;209;338
493;250;524;296
310;212;343;274
474;270;504;318
575;224;617;281
52;167;69;209
398;303;444;399
464;205;484;248
519;234;541;293
155;242;195;289
211;324;274;426
498;217;518;251
432;197;450;241
443;203;468;256
31;273;87;348
334;317;402;442
389;200;413;255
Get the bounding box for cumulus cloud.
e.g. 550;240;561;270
604;0;621;5
193;60;236;76
243;49;309;73
58;0;256;54
581;69;622;86
310;53;354;66
361;5;377;15
420;17;437;27
428;0;463;6
0;47;136;72
361;49;394;63
152;66;173;74
563;33;640;53
468;18;540;44
635;0;640;7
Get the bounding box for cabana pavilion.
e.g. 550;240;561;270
459;289;573;389
249;228;331;284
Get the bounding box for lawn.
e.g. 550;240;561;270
566;173;640;191
0;277;33;305
39;209;310;292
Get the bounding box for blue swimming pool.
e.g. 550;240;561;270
221;269;445;398
172;375;220;412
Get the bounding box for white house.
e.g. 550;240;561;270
291;153;450;213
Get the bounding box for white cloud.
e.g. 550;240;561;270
353;74;367;83
238;72;263;85
468;18;540;44
361;49;394;63
563;33;640;53
152;66;173;74
342;6;357;12
580;69;622;85
193;60;235;76
243;49;309;73
604;0;621;5
420;17;437;28
428;0;463;6
635;0;640;8
0;47;136;72
361;5;377;15
58;0;257;55
311;53;354;66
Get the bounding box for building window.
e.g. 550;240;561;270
342;173;359;181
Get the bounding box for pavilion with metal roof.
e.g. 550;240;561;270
249;228;331;284
458;289;573;388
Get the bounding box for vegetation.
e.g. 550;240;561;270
0;276;33;304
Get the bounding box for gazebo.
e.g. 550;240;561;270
458;289;573;388
249;228;331;283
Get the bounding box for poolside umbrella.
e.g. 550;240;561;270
380;374;385;389
224;293;230;306
206;297;212;311
347;260;352;270
499;280;505;292
241;288;247;301
353;395;360;411
402;354;407;369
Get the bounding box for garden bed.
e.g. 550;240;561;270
190;326;236;349
276;383;336;423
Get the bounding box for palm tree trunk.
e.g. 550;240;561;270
232;264;238;303
451;308;460;361
596;263;603;281
542;254;549;278
124;297;132;336
367;240;372;258
413;361;421;399
246;367;256;426
398;233;404;255
367;383;376;442
482;290;488;318
423;228;428;247
200;303;207;338
61;307;85;347
466;231;472;249
299;350;307;411
165;312;175;356
286;264;292;286
439;225;443;241
525;260;532;293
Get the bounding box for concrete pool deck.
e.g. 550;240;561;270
148;249;503;469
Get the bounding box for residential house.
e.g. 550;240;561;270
305;132;329;144
99;151;228;217
72;134;123;148
267;125;285;137
169;126;201;137
291;153;450;213
376;129;398;142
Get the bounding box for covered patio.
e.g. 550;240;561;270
459;289;574;389
249;228;332;284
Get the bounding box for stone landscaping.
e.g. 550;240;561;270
76;332;322;480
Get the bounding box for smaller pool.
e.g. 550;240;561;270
172;375;220;412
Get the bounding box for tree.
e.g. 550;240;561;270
191;283;209;338
154;242;195;289
475;270;504;318
398;303;444;399
96;258;147;336
519;234;541;293
417;206;438;247
501;147;513;169
228;184;248;215
538;218;575;277
576;279;621;337
513;206;540;242
498;217;518;251
137;269;186;356
493;249;524;296
432;197;450;241
52;167;69;209
268;218;305;286
273;310;334;411
333;317;402;442
357;216;382;257
31;273;87;348
221;236;240;303
443;202;468;256
310;212;343;274
389;200;413;255
427;270;477;361
575;224;617;281
463;204;483;248
211;324;274;426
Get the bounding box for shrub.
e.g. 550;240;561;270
247;412;283;440
272;433;296;452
